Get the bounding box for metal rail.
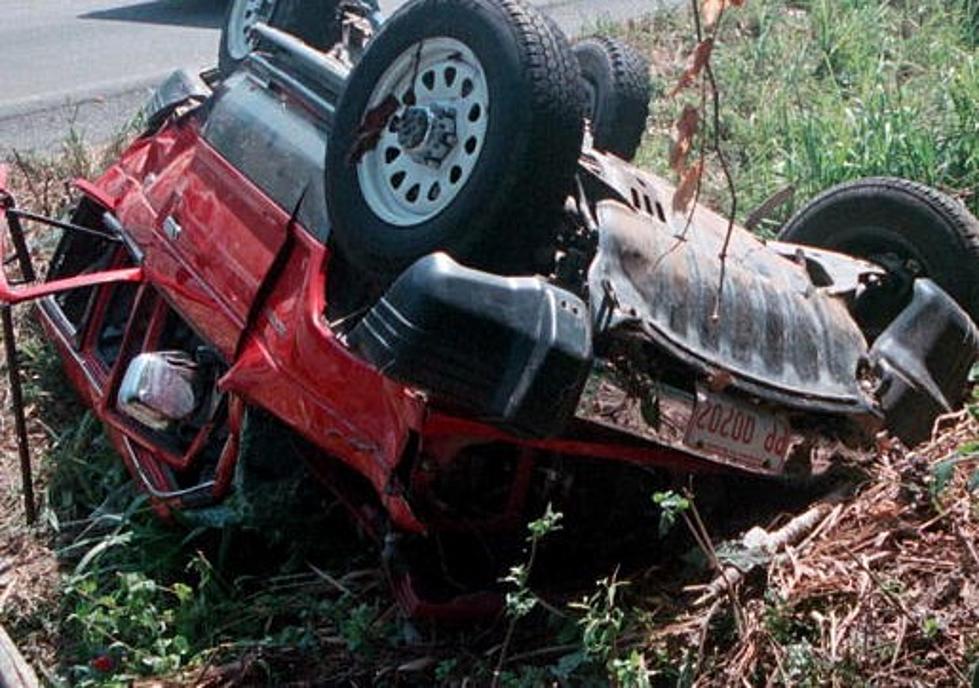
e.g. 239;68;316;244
250;21;350;96
1;304;34;524
1;199;37;524
0;199;129;525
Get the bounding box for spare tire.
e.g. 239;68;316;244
219;0;344;77
325;0;585;278
778;177;979;325
573;36;650;161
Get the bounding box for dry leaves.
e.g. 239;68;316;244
667;35;711;216
670;104;700;175
646;412;979;686
703;0;746;29
669;38;714;97
673;159;704;214
669;0;747;221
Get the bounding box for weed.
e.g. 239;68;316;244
566;574;649;686
573;576;628;663
922;616;943;641
610;650;651;688
631;0;979;228
502;503;563;622
435;657;458;682
652;490;691;537
64;571;194;685
494;503;564;684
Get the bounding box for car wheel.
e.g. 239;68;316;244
573;36;650;162
219;0;343;77
219;0;279;75
325;0;585;278
778;177;979;325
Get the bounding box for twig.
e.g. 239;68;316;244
797;503;843;551
676;2;740;320
493;509;556;688
890;615;908;669
0;620;40;688
694;599;723;676
682;489;746;635
502;643;579;665
744;185;795;232
956;525;979;572
680;73;710;240
307;562;354;597
705;57;738;322
10;151;39;205
695;500;837;606
842;546;970;685
678;0;709;239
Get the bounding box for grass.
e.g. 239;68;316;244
627;0;979;236
1;2;978;686
8;329;400;686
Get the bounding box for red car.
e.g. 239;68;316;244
2;0;978;616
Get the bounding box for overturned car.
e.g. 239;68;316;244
2;0;978;616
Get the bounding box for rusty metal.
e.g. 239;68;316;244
583;153;879;416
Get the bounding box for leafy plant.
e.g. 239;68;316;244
502;503;564;622
494;504;564;685
652;490;691;537
64;571;195;685
635;0;979;227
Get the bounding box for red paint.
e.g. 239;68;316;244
73;178;117;211
0;265;143;305
8;114;738;616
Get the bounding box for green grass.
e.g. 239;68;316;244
3;2;977;685
29;398;397;686
629;0;979;235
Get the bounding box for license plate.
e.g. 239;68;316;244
683;387;793;471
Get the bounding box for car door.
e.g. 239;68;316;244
156;137;291;358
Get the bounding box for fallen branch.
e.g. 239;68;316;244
695;499;841;606
681;489;747;635
744;185;795;231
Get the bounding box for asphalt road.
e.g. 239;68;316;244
0;0;665;155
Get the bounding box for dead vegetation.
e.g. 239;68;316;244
1;3;979;685
640;417;979;686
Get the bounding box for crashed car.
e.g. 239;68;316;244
2;0;978;617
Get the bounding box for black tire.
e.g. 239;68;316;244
778;177;979;324
219;0;344;77
573;36;650;161
325;0;585;278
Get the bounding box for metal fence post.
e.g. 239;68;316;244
1;304;35;525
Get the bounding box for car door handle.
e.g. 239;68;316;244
163;215;182;241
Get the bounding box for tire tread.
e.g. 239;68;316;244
779;176;979;321
575;35;650;160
